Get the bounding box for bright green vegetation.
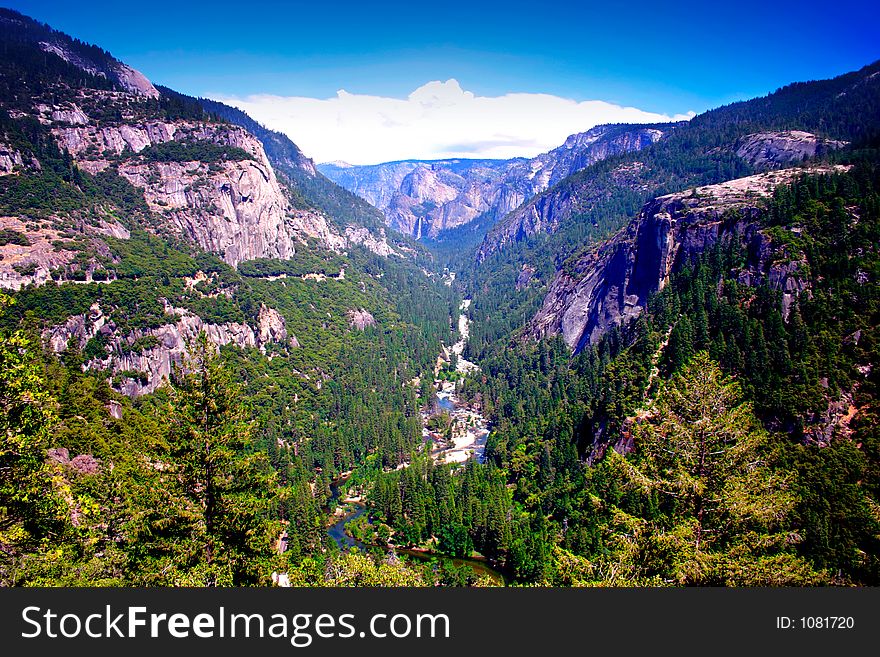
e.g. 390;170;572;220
2;5;879;587
381;65;880;585
136;139;255;164
370;459;515;561
0;227;460;585
441;161;880;585
587;354;826;585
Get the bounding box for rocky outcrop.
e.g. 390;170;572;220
531;166;847;352
257;303;291;344
348;308;377;330
0;215;129;290
512;124;667;192
37;41;159;98
0;142;25;174
344;225;397;257
516;264;536;291
48;448;101;475
319;124;672;239
734;131;847;169
44;301;297;396
44;99;344;265
477;129;848;263
49;111;256;161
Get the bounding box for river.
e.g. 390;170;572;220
326;477;505;585
426;299;490;464
324;299;504;583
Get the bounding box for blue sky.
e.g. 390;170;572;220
6;0;879;162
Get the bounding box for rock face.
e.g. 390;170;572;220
476;127;849;264
530;166;846;352
478;160;649;262
0;214;129;290
196;97;398;255
44;301;296;396
519;125;666;191
348;308;377;330
344;225;396;257
0;142;25;174
734;131;847;168
37;40;159;98
0;9;160;99
319;124;672;239
44;96;343;265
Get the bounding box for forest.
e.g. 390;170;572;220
1;7;879;587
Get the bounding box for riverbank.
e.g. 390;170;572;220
327;474;506;585
424;299;490;464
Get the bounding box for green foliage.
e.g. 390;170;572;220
0;228;29;246
130;333;277;585
137;139;254;164
370;458;517;571
288;552;427;587
460;62;880;357
0;294;66;583
599;353;822;585
454;161;880;585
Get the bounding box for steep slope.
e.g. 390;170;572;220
0;9;348;281
0;9;454;404
319;123;672;238
320;158;515;238
46;96;342;266
460;62;880;359
478;63;879;262
188;93;406;258
0;8;158;98
530;165;845;352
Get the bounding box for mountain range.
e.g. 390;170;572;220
319;123;673;239
1;6;878;588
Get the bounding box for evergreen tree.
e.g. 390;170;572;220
605;352;825;585
152;332;278;585
0;294;65;584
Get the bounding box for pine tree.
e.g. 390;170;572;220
605;352;825;585
158;332;278;586
0;294;65;584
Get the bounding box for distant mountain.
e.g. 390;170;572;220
478;61;880;263
319;123;674;239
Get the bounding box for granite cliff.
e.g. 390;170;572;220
42;91;343;266
319;124;672;238
44;300;297;396
530;166;847;352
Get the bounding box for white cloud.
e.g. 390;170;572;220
214;79;695;165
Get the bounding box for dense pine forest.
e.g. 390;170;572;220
1;8;878;587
